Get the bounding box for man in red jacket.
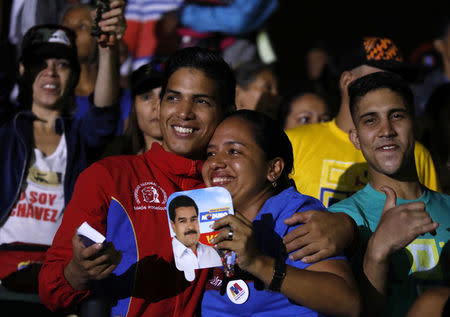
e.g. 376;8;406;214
39;46;236;316
39;46;357;316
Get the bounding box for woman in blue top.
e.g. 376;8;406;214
201;110;360;317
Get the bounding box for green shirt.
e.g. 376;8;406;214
330;184;450;317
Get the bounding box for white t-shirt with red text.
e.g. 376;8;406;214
0;135;66;246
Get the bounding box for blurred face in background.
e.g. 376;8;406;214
62;6;96;63
236;69;280;119
284;93;331;129
136;86;162;144
307;48;330;80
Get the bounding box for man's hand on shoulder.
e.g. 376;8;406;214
283;210;358;263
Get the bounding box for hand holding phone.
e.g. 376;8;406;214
91;0;111;39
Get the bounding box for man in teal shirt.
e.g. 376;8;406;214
329;71;450;317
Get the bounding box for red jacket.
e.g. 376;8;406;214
39;143;208;316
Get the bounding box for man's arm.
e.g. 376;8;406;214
283;210;358;262
39;163;115;311
359;186;439;316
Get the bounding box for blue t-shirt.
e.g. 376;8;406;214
75;89;131;135
329;184;450;317
201;187;346;317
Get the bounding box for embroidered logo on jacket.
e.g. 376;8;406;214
134;182;167;211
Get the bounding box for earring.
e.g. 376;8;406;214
271;177;277;188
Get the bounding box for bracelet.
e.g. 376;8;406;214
268;257;286;292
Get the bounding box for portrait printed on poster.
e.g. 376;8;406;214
167;187;236;281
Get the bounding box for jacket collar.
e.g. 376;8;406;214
144;143;205;191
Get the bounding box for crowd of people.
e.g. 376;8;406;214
0;1;449;316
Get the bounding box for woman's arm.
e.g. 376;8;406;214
92;0;127;107
212;213;361;317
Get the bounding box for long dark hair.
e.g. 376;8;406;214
124;97;146;154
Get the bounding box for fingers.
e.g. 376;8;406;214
101;7;124;20
109;0;126;10
282;225;308;251
211;214;249;231
415;221;439;236
283;210;313;226
380;186;397;212
234;211;252;226
79;246;121;279
299;248;333;264
210;226;233;245
286;239;330;262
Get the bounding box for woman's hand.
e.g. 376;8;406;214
91;0;127;46
210;212;261;272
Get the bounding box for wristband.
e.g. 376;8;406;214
268;257;286;292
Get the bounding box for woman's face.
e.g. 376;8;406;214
284;93;330;129
135;86;162;140
202;116;271;210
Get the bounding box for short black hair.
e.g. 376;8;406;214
160;47;236;118
168;195;199;222
348;71;415;123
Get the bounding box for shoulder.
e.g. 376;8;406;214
426;188;450;205
329;190;366;215
266;187;326;219
82;154;145;179
276;186;318;202
414;140;431;156
286;121;329;139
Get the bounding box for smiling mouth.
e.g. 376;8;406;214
43;84;57;89
377;144;398;151
210;177;233;186
173;125;194;135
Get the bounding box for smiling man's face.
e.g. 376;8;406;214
350;87;415;177
159;67;222;160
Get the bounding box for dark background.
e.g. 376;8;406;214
1;0;448;91
266;1;449;91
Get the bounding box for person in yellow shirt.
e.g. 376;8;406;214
286;37;441;208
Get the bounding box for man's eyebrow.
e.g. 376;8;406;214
388;108;408;114
359;112;376;120
166;89;180;95
206;141;248;151
193;93;216;100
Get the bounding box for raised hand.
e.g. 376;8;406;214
91;0;127;46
